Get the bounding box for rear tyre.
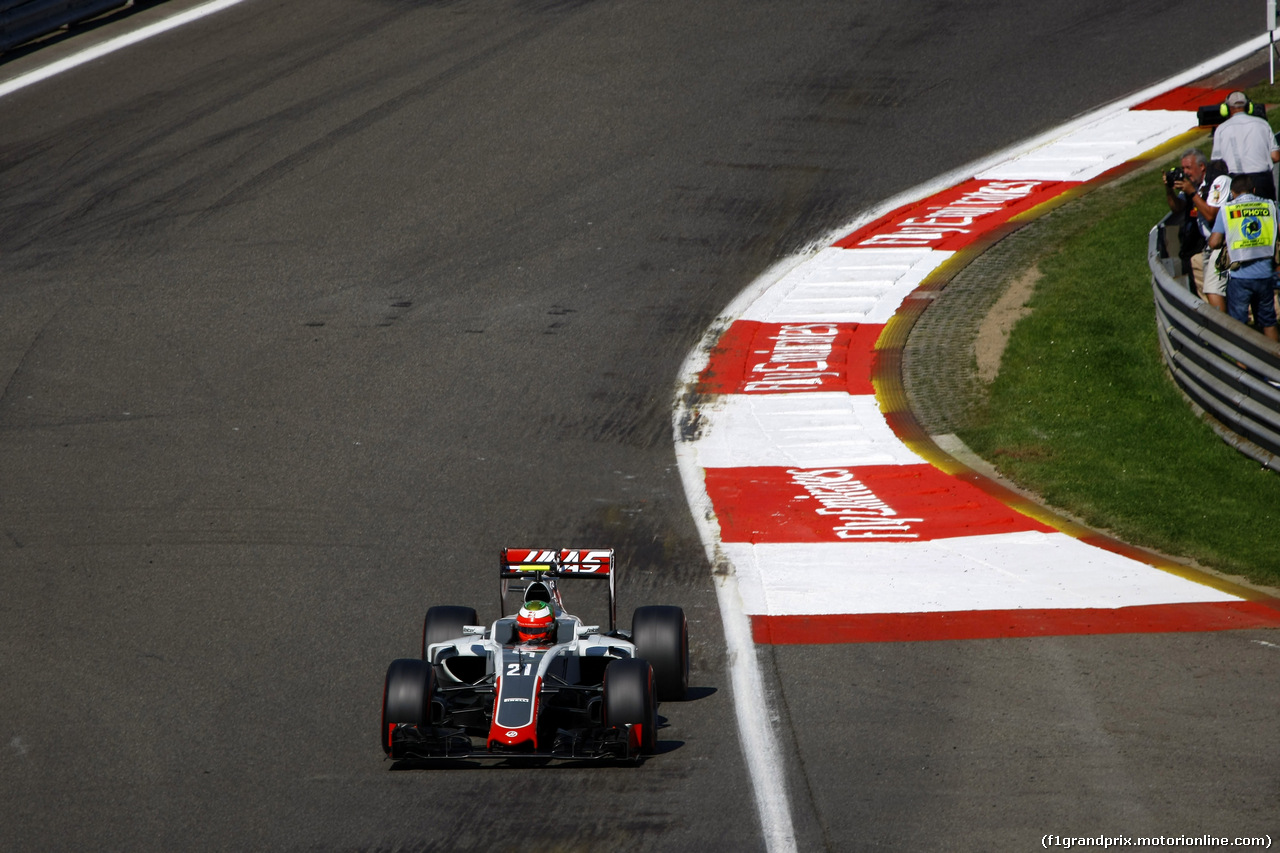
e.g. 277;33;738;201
421;605;479;658
632;605;689;701
381;658;434;756
603;658;657;756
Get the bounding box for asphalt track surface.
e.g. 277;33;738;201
0;2;1275;851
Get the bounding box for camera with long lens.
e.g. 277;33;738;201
1164;166;1186;189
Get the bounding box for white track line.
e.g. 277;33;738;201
675;32;1272;853
674;434;798;851
0;0;252;100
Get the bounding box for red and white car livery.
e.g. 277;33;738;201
380;548;689;762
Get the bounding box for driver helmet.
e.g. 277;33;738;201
516;600;555;643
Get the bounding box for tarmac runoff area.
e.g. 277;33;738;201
675;38;1280;651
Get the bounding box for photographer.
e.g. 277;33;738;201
1164;149;1230;310
1208;173;1279;341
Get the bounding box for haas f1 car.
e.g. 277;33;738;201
380;548;689;762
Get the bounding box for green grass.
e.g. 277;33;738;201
956;171;1280;587
1245;83;1280;130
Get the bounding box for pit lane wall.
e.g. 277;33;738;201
1150;221;1280;469
1;0;127;52
676;63;1280;648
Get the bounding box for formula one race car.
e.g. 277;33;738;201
380;548;689;762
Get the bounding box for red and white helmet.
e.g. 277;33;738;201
516;600;555;643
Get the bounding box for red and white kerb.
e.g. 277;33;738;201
684;86;1280;644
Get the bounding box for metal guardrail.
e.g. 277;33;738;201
1149;216;1280;469
1;0;129;52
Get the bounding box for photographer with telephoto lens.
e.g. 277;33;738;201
1165;148;1231;310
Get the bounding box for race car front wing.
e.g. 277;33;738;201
385;722;637;762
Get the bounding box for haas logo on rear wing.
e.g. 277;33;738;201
500;548;614;578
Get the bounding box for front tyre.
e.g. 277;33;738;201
381;658;434;756
603;657;657;756
421;605;478;658
632;605;689;701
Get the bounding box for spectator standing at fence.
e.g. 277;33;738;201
1165;149;1231;310
1211;91;1279;200
1209;174;1279;341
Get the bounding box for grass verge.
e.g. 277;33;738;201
955;164;1280;588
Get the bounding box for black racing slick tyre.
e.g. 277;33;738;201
603;658;657;756
421;605;478;658
631;605;689;701
381;658;434;756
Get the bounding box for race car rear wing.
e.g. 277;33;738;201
499;548;617;631
500;548;614;578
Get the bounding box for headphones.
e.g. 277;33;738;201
1220;97;1260;117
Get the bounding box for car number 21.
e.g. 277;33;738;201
506;662;533;676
